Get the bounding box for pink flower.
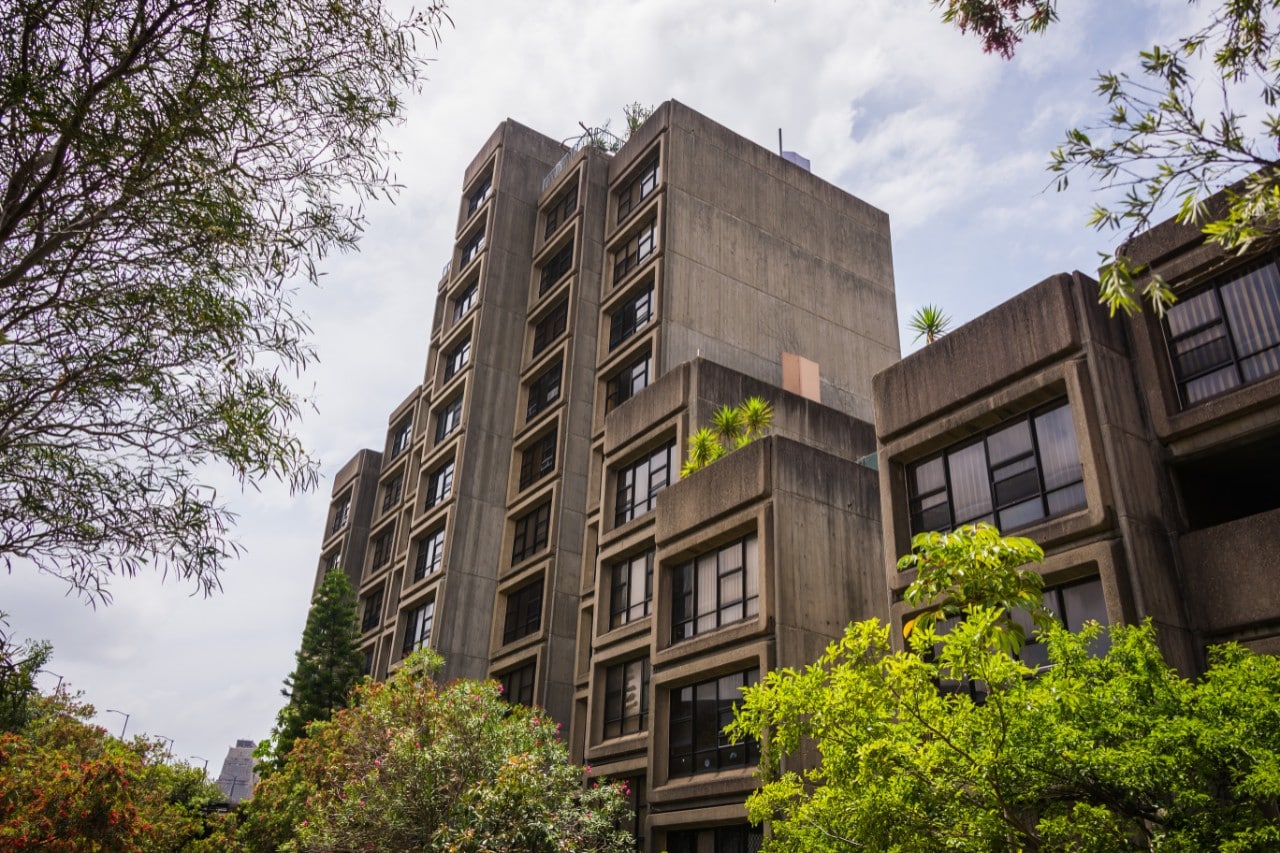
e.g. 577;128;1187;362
374;759;381;766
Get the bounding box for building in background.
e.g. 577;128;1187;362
215;739;258;804
308;101;900;849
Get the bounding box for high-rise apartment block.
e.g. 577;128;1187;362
307;100;1280;849
311;101;899;848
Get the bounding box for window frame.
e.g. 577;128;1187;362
502;577;544;645
671;534;759;642
460;228;486;267
603;657;650;739
609;284;653;350
370;529;393;570
613;218;657;284
538;239;575;296
413;527;446;581
452;280;478;323
531;299;569;358
402;599;435;655
499;661;536;706
616;155;659;224
390;417;413;458
424;459;454;509
465;175;492;218
906;399;1086;536
604;353;652;412
519;430;557;490
613;441;675;527
330;494;351;534
382;473;403;513
667;667;760;778
443;338;471;381
511;501;551;564
435;396;463;443
609;550;654;629
526;361;563;421
361;588;383;633
544;183;579;239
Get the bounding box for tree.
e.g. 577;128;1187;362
906;304;953;345
240;651;635;853
0;691;227;851
0;615;50;733
259;568;363;773
0;0;448;602
681;396;774;477
933;0;1280;316
729;524;1280;851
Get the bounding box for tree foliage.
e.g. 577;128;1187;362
934;0;1280;316
258;568;363;774
681;396;774;477
0;691;227;851
729;525;1280;851
0;615;50;733
240;651;634;853
0;0;448;601
906;303;953;344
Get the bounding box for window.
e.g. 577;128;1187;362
466;175;492;217
613;218;657;283
671;535;759;642
526;362;562;421
511;501;551;564
1016;577;1110;668
370;530;392;570
443;339;470;381
666;826;763;853
603;657;649;739
544;183;578;238
323;550;341;572
382;474;403;513
499;662;535;706
435;397;463;442
908;400;1085;535
531;300;568;358
609;550;653;628
614;441;674;526
539;240;574;295
330;494;350;533
424;460;454;509
616;155;659;223
1165;252;1280;406
390;417;412;458
668;668;759;777
361;588;383;633
452;280;478;322
460;228;486;267
402;599;435;655
605;354;651;412
609;285;653;349
502;577;544;644
361;648;374;677
413;527;446;581
519;431;557;490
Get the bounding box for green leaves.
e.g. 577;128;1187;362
680;396;774;477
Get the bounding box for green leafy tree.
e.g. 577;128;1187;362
681;396;774;477
729;524;1280;851
0;691;227;851
0;0;448;602
240;651;634;853
0;616;51;733
259;568;364;773
933;0;1280;316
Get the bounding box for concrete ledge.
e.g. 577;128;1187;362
1180;506;1280;636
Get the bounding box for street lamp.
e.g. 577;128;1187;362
104;708;129;739
155;735;174;757
191;755;210;773
42;670;64;692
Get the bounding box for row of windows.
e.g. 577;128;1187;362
669;668;759;777
908;400;1085;535
672;535;759;642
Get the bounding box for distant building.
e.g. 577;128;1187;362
215;738;259;804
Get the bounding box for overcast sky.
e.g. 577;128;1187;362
5;0;1201;774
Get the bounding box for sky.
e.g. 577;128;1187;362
4;0;1206;774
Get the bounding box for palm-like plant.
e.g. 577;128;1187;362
908;304;952;344
681;397;774;477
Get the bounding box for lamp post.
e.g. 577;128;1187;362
191;755;210;773
42;670;64;692
155;735;174;758
104;708;129;739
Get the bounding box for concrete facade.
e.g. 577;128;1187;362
305;102;899;849
874;220;1280;672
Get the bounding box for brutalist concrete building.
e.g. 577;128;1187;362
873;211;1280;674
309;101;899;849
